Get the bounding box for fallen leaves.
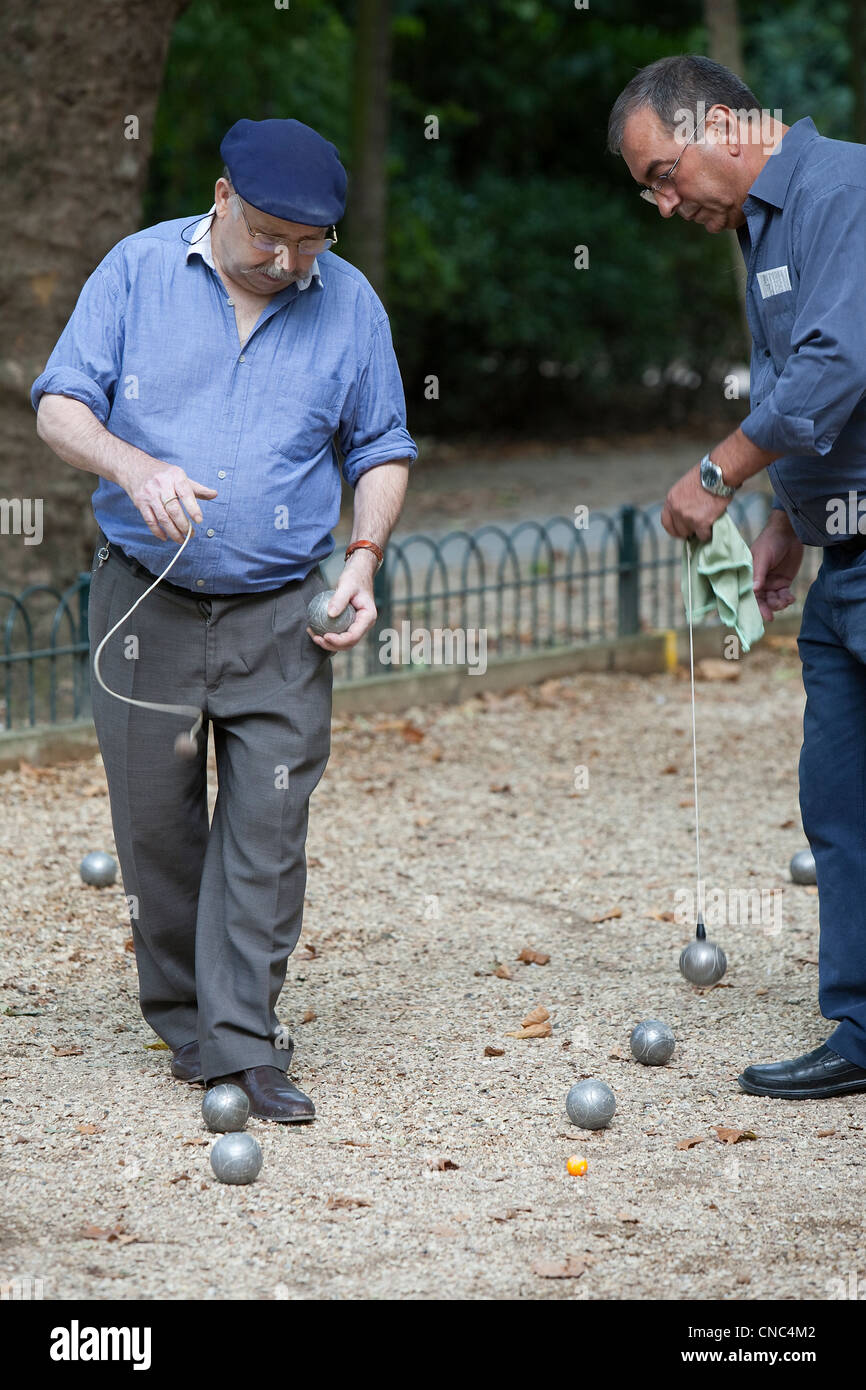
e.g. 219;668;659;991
425;1156;459;1171
590;906;621;924
506;1005;552;1039
490;1207;532;1223
484;1045;505;1057
77;1123;101;1135
493;963;512;980
532;1255;594;1279
52;1045;83;1057
817;1128;836;1138
326;1194;372;1210
300;1009;316;1024
517;947;550;966
697;658;740;681
714;1126;758;1145
80;1224;139;1246
648;910;676;923
183;1136;209;1146
676;1136;705;1150
144;1040;169;1051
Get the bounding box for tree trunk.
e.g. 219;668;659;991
851;0;866;144
0;0;189;587
704;0;750;353
348;0;393;301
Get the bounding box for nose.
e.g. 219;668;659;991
656;188;682;219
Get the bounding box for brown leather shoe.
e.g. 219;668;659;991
207;1065;315;1123
170;1040;204;1083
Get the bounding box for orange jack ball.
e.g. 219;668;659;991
567;1155;588;1177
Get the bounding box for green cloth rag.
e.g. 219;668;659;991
680;511;765;653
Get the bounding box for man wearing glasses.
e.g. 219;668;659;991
31;117;417;1121
608;55;866;1100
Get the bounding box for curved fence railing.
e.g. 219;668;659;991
0;496;819;730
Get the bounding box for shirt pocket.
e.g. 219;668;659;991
759;291;796;369
267;371;348;460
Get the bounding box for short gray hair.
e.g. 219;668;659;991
607;54;761;156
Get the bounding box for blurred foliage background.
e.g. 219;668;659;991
143;0;860;436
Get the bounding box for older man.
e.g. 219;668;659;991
32;117;417;1121
608;55;866;1099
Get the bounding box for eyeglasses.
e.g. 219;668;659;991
234;195;337;254
639;114;707;204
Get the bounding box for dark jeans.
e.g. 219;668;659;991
799;539;866;1067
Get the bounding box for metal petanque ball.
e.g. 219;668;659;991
790;848;817;885
630;1019;676;1066
210;1131;263;1185
306;589;356;636
202;1083;250;1133
679;937;727;986
79;851;117;887
566;1078;616;1130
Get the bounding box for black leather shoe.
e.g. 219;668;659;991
170;1040;204;1083
738;1042;866;1098
207;1065;315;1123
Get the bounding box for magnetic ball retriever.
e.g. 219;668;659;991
679;918;727;986
630;1019;676;1066
202;1084;250;1134
79;851;117;887
566;1078;616;1130
210;1131;263;1185
307;589;356;636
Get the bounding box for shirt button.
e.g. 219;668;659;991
206;528;215;538
239;354;246;362
196;579;205;588
226;298;234;305
217;470;227;479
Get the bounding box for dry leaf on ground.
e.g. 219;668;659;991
714;1126;758;1145
590;906;621;923
676;1136;704;1150
532;1255;594;1279
517;947;550;965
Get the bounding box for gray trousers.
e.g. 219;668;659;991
87;537;333;1080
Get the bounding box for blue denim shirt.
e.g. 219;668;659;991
31;211;417;591
737;118;866;546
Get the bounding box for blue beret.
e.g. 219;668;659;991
220;118;347;227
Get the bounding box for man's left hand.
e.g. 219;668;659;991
661;464;730;540
306;554;378;652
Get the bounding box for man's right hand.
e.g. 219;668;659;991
119;459;219;544
751;510;804;621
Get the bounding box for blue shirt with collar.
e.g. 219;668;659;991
31;209;418;592
737;116;866;545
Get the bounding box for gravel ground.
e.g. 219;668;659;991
1;642;864;1302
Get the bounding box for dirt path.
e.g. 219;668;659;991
2;644;861;1301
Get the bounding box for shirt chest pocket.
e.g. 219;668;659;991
759;291;796;367
267;371;348;459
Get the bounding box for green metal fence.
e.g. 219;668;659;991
0;496;815;731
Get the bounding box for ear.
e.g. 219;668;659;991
707;105;740;156
214;177;234;217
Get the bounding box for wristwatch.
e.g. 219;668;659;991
699;453;738;498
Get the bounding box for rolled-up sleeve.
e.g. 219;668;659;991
741;183;866;456
30;256;125;423
338;313;417;486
